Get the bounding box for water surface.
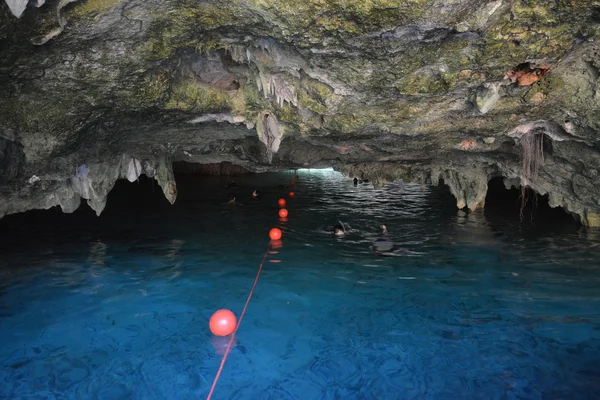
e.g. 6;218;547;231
0;170;599;399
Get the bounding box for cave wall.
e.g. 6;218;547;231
0;0;599;225
173;161;252;176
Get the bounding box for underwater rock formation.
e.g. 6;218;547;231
1;0;600;225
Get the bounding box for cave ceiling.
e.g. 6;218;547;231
1;0;600;225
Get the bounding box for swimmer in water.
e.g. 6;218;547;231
226;181;237;188
223;193;243;208
252;190;261;199
372;224;394;252
333;220;346;236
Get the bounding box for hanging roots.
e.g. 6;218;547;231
519;131;545;221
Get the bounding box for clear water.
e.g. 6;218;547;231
1;170;599;400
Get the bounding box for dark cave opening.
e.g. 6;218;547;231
0;175;172;250
0;162;255;236
431;178;461;211
484;177;579;230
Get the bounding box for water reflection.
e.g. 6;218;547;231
164;239;184;280
88;241;108;266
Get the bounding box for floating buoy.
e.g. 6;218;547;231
290;181;295;186
269;227;282;240
278;198;286;207
289;191;295;198
209;309;237;337
279;209;288;218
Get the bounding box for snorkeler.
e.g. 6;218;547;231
333;220;346;236
372;224;394;252
223;193;243;208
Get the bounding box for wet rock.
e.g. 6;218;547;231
434;167;491;211
475;83;501;114
0;135;24;182
586;213;600;227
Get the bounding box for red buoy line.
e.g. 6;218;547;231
206;179;297;399
206;242;270;400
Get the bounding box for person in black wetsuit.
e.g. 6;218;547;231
372;225;394;252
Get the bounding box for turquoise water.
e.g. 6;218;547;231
0;169;599;399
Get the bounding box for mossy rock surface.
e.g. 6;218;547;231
0;0;600;223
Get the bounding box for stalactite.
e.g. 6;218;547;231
257;111;281;163
229;45;248;63
256;71;298;107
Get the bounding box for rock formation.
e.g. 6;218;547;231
1;0;599;226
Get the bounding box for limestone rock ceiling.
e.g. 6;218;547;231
0;0;599;225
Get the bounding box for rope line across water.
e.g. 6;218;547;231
207;180;296;399
205;242;271;399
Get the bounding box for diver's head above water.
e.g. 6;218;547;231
333;225;344;236
333;220;346;236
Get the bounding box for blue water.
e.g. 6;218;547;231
1;169;599;400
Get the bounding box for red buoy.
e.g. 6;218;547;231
269;227;282;240
289;191;295;198
290;181;295;186
278;198;286;207
279;209;288;218
209;309;237;337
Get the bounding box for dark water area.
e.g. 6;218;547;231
0;169;599;399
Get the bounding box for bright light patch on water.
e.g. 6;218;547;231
296;167;335;173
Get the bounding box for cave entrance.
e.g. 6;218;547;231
484;177;579;230
434;178;464;212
